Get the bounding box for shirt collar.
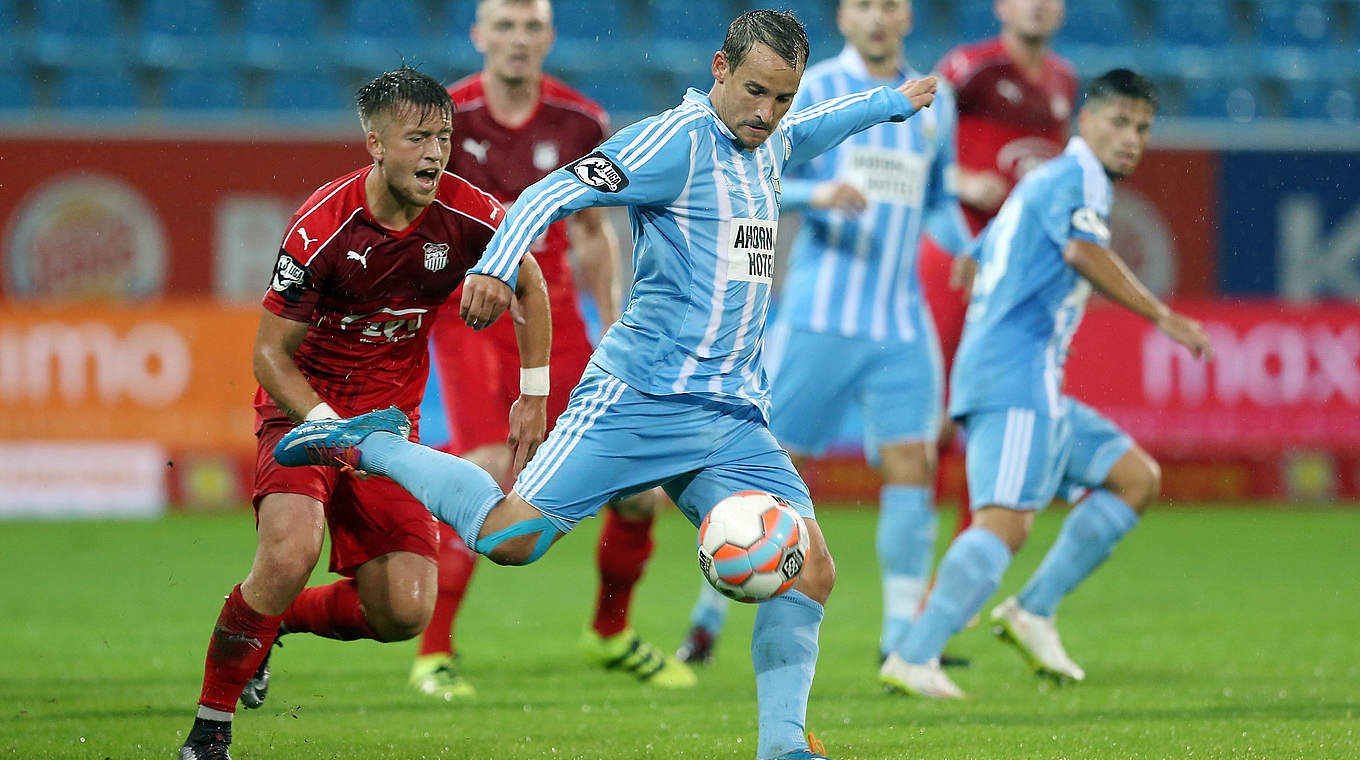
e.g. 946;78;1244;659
835;44;912;83
1065;136;1097;163
683;88;739;142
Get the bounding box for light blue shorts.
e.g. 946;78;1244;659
512;363;814;532
768;320;943;459
960;397;1132;511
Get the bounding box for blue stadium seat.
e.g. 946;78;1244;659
163;70;247;112
1060;2;1133;46
1284;80;1358;121
1155;1;1234;47
643;0;730;77
586;75;654;118
31;0;124;69
953;0;999;41
1182;78;1261;122
0;70;35;110
1256;0;1332;48
0;0;19;70
778;0;839;60
339;0;427;74
264;70;352;114
240;0;327;71
137;0;224;70
55;69;139;110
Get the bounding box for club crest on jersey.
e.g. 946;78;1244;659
533;142;559;171
727;218;777;285
423;242;450;271
569;152;629;193
1071;207;1111;243
271;251;308;301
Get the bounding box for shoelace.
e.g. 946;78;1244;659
606;634;667;680
807;732;826;757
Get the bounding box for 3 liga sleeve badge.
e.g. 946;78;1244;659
271;250;310;301
569;151;630;193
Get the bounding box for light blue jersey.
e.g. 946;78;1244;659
779;46;969;342
469;86;921;420
949;137;1114;417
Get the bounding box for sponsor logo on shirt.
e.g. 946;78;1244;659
532;142;559;171
423;242;450;272
271;251;308;301
462;138;490;164
569;151;629;192
727;218;777;284
1071;207;1111;244
844;148;928;207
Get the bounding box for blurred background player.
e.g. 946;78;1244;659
177;67;550;760
417;0;695;698
919;0;1075;545
675;0;974;671
880;69;1213;699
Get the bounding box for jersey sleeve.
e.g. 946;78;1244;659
1043;177;1112;250
779;86;919;171
467;112;694;286
777;76;834;210
261;213;333;321
921;84;970;256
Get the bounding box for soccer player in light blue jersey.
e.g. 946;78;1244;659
275;11;938;759
675;0;977;673
879;69;1213;699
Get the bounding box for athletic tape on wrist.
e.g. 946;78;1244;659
305;402;339;421
520;365;550;396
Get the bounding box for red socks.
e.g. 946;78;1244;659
198;585;283;713
418;526;479;657
281;578;377;641
591;510;655;637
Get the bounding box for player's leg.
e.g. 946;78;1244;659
918;238;973;541
412;525;478;698
883;408;1059;698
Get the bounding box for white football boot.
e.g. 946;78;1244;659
879;653;967;699
990;596;1086;682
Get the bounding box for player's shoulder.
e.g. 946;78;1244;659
1045;51;1078;84
434;172;505;231
539;73;609;127
283;167;369;262
446;73;484;104
802;54;846;84
937;37;1008;88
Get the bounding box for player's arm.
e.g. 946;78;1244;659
564;206;622;328
781;79;936;170
921;85;977;295
506;253;551;475
253;311;331;423
1063;239;1212;361
461;116;690;327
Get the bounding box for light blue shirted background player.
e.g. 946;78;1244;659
275;11;940;760
879;69;1213;700
676;0;976;672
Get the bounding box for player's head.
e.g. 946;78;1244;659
472;0;554;85
710;10;810;150
838;0;912;68
356;66;455;207
1078;68;1158;180
995;0;1064;45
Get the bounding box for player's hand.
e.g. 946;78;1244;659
1156;312;1213;361
507;295;527;325
957;169;1009;213
506;395;548;476
949;254;977;298
898;76;938;111
460;274;514;329
810;181;868;215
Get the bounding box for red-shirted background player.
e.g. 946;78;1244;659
177;67;551;760
413;0;695;698
921;0;1075;541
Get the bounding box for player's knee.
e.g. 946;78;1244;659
795;547;836;605
482;533;548;566
476;517;561;566
377;601;432;642
1110;448;1161;513
608;490;659;520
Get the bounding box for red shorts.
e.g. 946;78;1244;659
429;302;594;455
918;237;968;375
253;415;439;576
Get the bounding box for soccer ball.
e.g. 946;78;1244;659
697;491;810;603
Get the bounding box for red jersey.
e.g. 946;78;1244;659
257;165;505;421
937;37;1077;234
445;73;608;317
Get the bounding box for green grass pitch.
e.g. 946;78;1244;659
2;505;1356;759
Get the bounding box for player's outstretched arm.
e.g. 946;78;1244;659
253;310;328;422
460;274;514;329
507;254;551;476
897;76;939;111
1063;239;1213;361
565;206;622;328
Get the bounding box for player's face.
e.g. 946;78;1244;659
1079;96;1155;180
473;0;554;84
369;104;454;207
710;44;803;150
839;0;912;66
995;0;1064;42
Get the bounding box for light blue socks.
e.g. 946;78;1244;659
1018;490;1139;617
358;432;504;551
688;582;732;636
899;527;1011;665
877;485;937;656
753;589;823;760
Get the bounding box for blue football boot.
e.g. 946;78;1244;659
273;406;411;468
767;733;829;759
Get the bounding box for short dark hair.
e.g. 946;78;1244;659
354;65;454;132
1083;68;1159;111
721;10;810;72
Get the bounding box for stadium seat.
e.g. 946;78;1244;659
163;69;247;112
1284;79;1358;121
1255;0;1332;48
0;0;19;71
240;0;327;71
1154;0;1235;47
1182;78;1261;122
137;0;224;70
586;75;655;119
953;0;1000;41
31;0;124;70
264;70;352;115
1059;2;1133;47
0;70;35;111
55;69;140;110
339;0;428;74
778;0;840;60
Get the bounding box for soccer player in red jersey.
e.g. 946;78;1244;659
177;67;550;760
414;0;695;697
921;0;1075;541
